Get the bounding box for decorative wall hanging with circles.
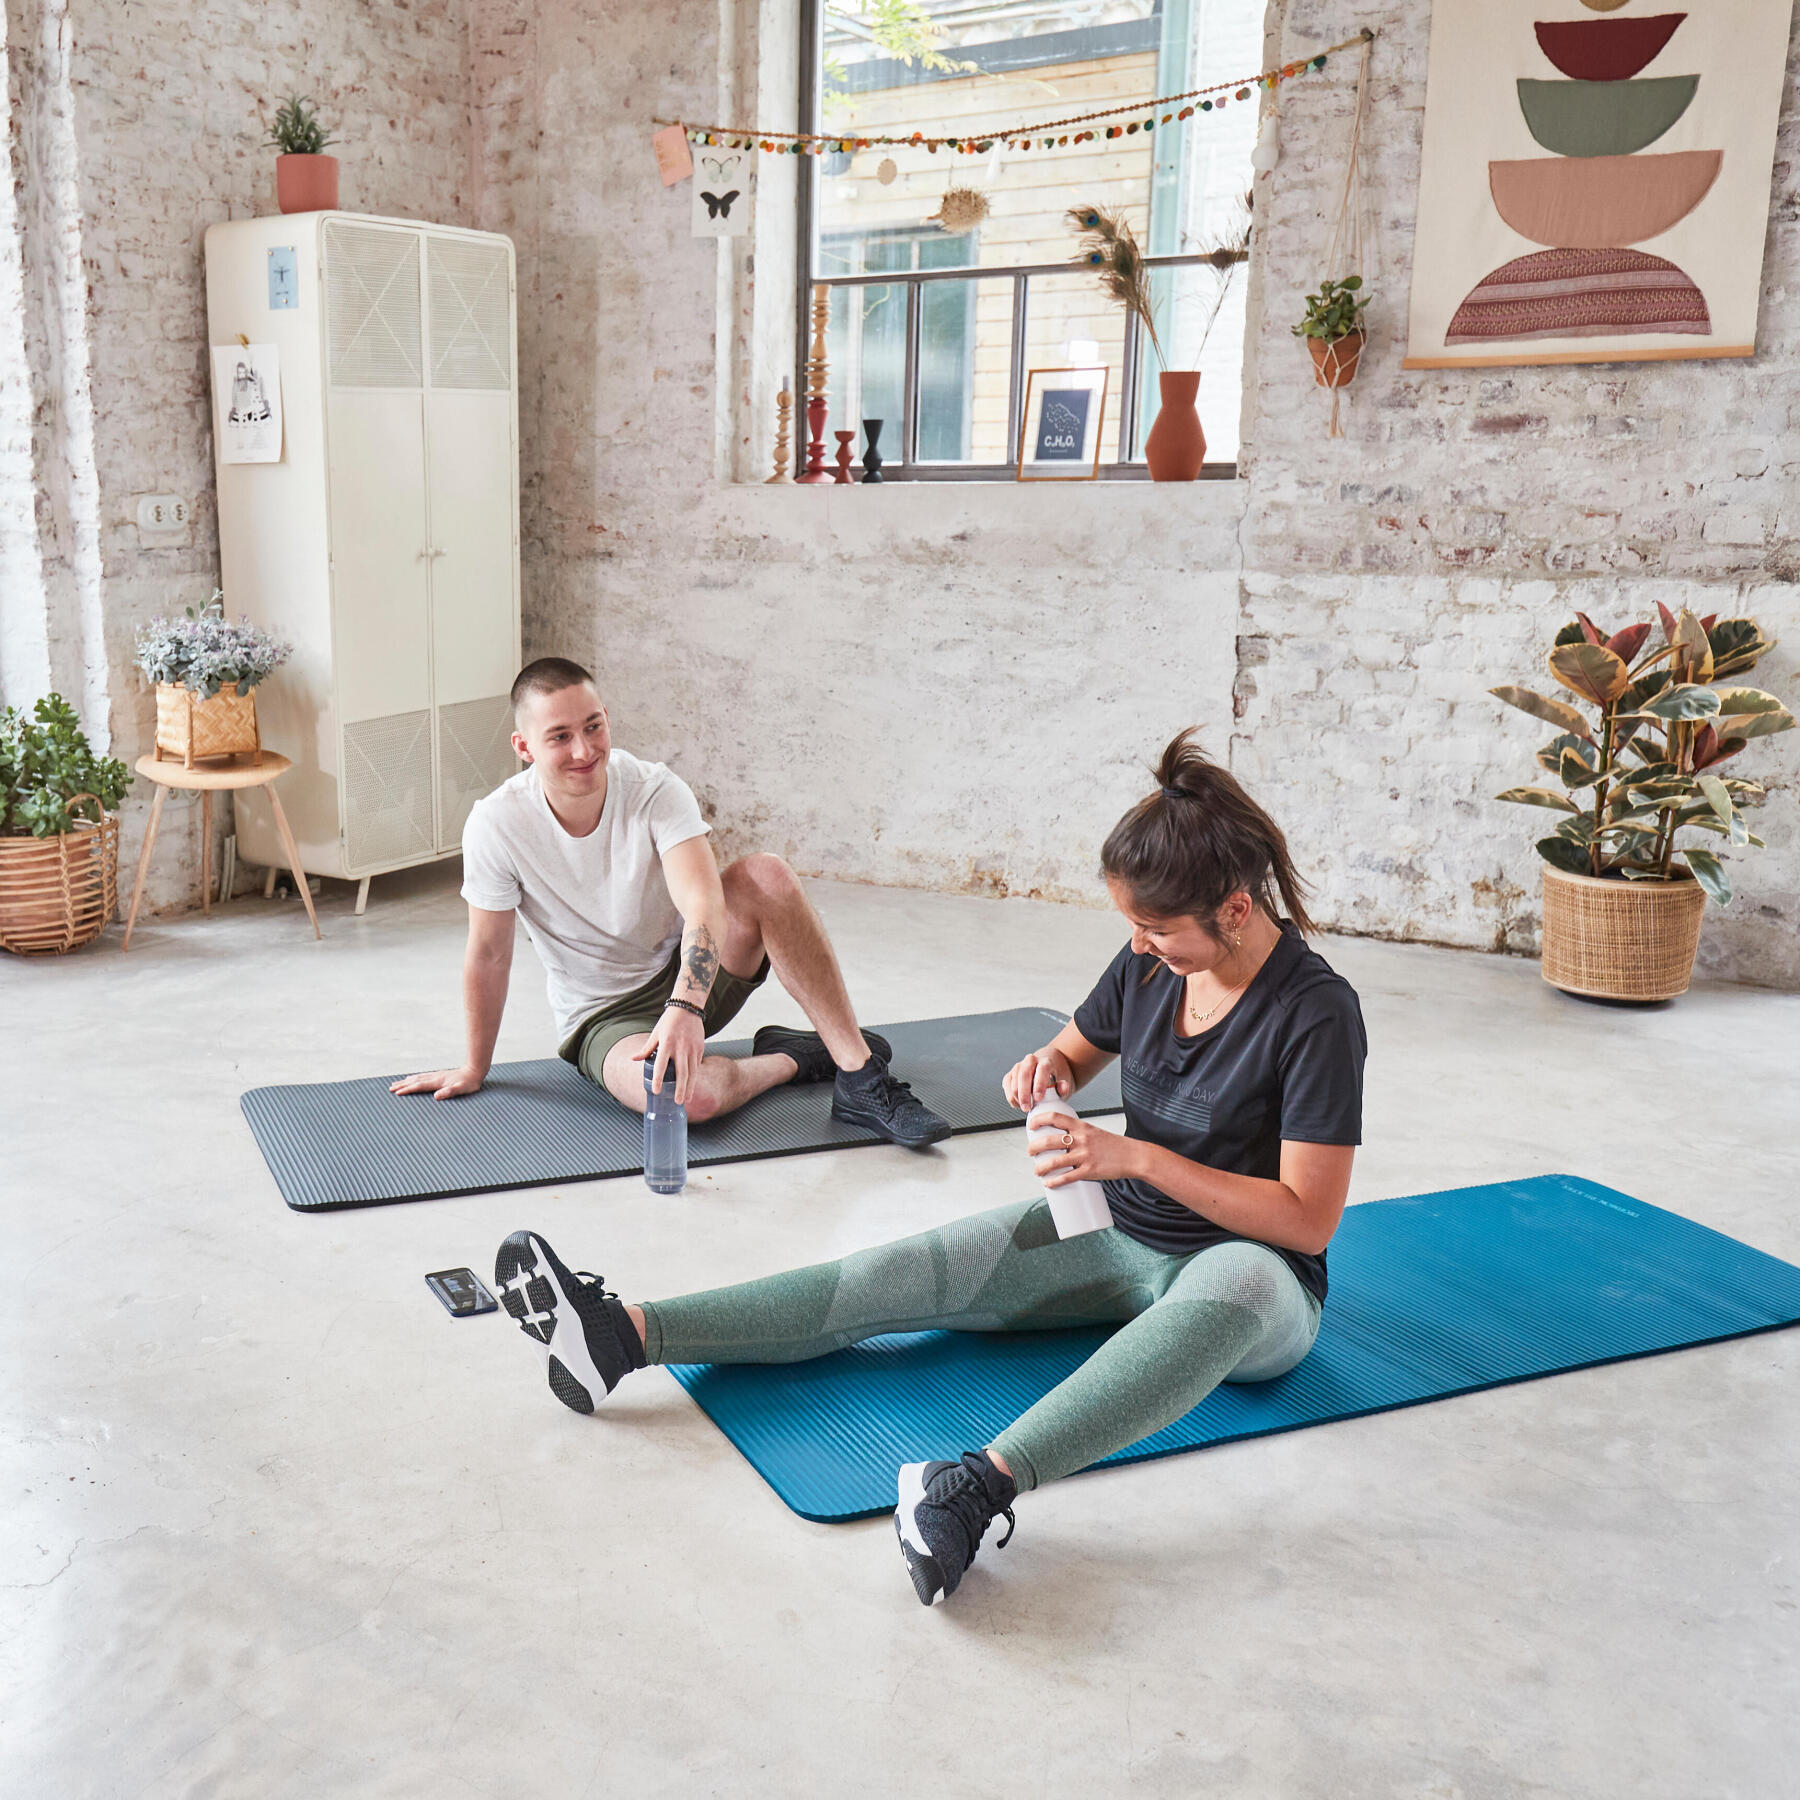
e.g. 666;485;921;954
1404;0;1794;368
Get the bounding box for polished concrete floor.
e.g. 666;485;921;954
4;867;1797;1798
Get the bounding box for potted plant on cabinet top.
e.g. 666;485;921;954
1067;201;1250;481
0;694;132;955
135;593;293;769
1292;275;1369;390
267;95;338;214
1493;604;1794;1001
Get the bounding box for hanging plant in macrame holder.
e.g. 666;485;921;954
1293;35;1373;438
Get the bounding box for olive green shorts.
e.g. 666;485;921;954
557;948;770;1089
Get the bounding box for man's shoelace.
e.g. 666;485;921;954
573;1270;617;1299
932;1459;1016;1551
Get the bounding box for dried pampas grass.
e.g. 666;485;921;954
1067;204;1164;370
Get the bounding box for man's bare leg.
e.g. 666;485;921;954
600;1032;796;1124
719;854;874;1073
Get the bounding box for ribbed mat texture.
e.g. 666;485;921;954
668;1174;1800;1522
242;1008;1122;1212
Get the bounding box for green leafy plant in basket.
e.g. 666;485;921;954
1492;604;1794;904
266;95;336;157
0;694;132;837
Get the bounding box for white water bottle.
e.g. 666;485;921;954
1027;1088;1113;1238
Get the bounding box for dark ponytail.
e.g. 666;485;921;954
1099;728;1316;936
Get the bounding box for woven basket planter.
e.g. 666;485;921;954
1541;864;1707;1002
155;682;261;767
0;799;120;955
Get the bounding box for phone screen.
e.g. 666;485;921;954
426;1268;497;1316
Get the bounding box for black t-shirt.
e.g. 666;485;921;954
1071;925;1366;1303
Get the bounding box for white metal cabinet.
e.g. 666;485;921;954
204;212;521;891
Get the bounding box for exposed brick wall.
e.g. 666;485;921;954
3;0;476;909
1239;0;1800;985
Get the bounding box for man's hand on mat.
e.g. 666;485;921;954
389;1065;486;1100
639;1006;706;1105
1003;1047;1074;1113
1030;1115;1136;1187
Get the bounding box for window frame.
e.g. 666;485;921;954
793;0;1242;482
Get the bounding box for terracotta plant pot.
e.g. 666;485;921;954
276;153;339;214
1540;863;1706;1002
1143;371;1207;481
1308;332;1364;389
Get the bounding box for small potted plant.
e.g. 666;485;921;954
0;694;133;955
267;95;338;214
135;592;292;768
1292;275;1369;389
1493;604;1794;1001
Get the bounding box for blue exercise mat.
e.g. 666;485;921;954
667;1174;1800;1522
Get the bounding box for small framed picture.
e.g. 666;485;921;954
1016;366;1108;481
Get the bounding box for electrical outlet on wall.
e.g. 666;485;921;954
135;495;191;544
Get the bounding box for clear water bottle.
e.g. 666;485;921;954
643;1056;688;1194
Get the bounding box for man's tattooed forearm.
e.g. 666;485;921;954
680;925;720;996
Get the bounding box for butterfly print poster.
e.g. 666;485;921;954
1403;0;1793;368
692;147;753;239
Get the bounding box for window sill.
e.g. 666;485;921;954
739;462;1240;486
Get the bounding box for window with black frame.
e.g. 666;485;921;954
798;0;1263;479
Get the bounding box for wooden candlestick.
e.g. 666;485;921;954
833;430;856;484
797;395;832;484
766;384;792;484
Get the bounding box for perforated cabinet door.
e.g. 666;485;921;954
424;232;519;851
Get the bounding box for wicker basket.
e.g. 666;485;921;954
0;796;121;955
155;681;260;767
1541;863;1707;1002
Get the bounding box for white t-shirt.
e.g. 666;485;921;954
460;750;711;1040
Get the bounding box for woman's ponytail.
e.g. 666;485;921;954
1101;728;1316;936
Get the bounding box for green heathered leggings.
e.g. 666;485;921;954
639;1197;1323;1492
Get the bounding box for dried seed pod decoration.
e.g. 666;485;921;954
927;185;991;233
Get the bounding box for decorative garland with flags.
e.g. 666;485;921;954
660;27;1374;158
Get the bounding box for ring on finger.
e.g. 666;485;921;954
1061;1130;1073;1148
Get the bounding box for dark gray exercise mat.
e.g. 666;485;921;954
242;1007;1122;1212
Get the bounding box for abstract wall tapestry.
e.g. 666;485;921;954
1404;0;1794;368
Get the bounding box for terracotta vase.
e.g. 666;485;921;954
276;154;339;214
1143;371;1206;481
1308;332;1365;389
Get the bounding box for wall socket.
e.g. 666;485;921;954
136;494;190;541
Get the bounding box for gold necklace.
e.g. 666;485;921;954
1181;933;1268;1031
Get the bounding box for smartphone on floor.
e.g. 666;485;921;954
425;1268;498;1317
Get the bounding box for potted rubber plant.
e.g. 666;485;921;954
134;591;292;768
0;694;132;955
267;95;338;214
1292;275;1369;389
1493;605;1794;1001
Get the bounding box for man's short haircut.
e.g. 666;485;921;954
511;656;597;720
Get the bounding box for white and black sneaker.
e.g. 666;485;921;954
894;1450;1018;1606
832;1055;952;1149
493;1230;645;1415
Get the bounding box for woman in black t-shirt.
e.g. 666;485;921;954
491;730;1367;1606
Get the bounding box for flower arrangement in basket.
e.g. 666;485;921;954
135;592;291;768
1492;604;1793;1001
0;694;133;955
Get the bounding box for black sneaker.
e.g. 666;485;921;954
753;1024;892;1085
493;1230;645;1415
832;1055;951;1149
894;1451;1018;1606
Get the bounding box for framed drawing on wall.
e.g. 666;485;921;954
1016;367;1108;480
1404;0;1794;369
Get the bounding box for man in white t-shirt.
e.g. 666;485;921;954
391;657;950;1147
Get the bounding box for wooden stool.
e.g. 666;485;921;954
123;752;321;951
